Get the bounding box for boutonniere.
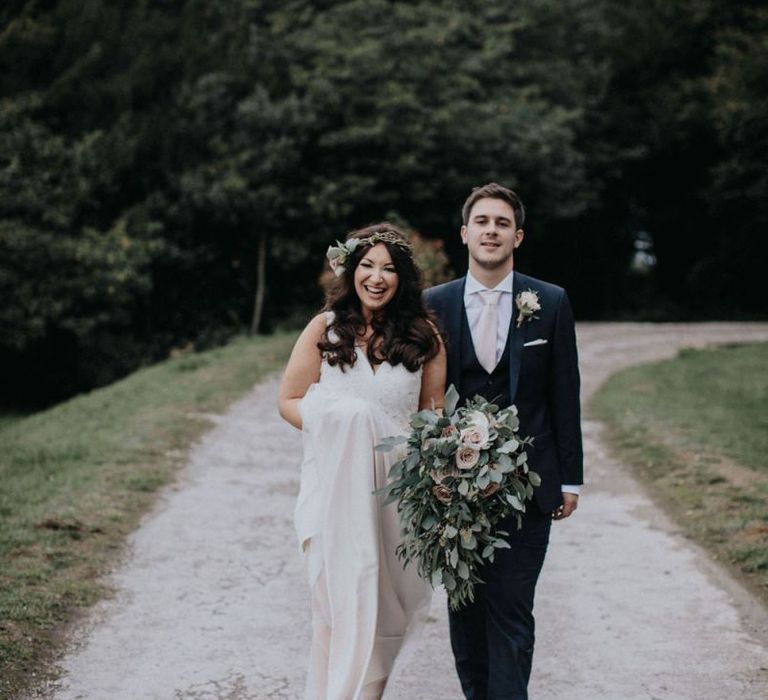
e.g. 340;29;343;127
515;289;541;327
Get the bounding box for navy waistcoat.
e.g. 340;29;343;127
458;307;513;410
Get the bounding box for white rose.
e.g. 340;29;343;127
326;245;347;277
518;290;541;312
460;413;490;448
466;410;490;430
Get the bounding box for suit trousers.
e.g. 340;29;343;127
448;505;552;700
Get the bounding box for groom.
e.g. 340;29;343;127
424;182;583;699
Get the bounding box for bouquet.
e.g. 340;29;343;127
376;385;540;610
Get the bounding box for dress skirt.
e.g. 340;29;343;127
296;383;430;700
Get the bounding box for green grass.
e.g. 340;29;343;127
0;333;296;699
591;342;768;604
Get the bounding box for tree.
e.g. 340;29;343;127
705;7;768;313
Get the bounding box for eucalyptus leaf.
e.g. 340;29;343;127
457;560;470;580
406;452;420;470
444;384;460;416
382;491;401;506
497;438;519;454
375;435;407;452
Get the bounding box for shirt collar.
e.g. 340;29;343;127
464;269;515;298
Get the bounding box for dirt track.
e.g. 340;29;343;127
46;323;768;700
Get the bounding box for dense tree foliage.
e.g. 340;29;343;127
0;0;765;403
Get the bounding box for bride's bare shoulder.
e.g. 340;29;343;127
301;312;330;337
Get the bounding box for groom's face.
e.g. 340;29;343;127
461;197;524;273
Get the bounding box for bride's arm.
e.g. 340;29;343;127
419;324;447;412
278;313;326;429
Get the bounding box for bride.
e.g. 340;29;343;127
278;223;446;699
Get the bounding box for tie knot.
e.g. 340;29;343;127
479;289;501;307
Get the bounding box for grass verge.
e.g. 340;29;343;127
0;333;296;699
590;342;768;605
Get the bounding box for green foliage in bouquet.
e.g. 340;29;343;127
377;385;541;610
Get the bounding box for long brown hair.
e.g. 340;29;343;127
318;223;440;372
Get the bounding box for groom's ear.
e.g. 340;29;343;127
514;228;525;249
460;225;468;245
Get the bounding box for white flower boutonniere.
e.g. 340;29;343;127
515;289;541;328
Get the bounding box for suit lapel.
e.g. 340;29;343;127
445;278;465;395
508;273;528;402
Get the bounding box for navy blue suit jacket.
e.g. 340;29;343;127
424;273;583;513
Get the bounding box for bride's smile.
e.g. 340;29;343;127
354;243;399;317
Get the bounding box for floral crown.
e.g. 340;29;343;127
326;230;412;278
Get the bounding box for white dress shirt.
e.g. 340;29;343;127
464;271;580;497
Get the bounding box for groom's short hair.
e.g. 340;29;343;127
462;182;526;229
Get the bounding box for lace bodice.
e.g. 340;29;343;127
318;313;422;426
319;350;422;425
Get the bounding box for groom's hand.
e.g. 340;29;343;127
553;493;579;520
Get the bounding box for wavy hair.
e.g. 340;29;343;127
462;182;525;228
318;223;440;372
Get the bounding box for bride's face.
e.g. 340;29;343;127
354;243;399;318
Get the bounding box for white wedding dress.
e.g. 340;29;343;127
295;313;431;700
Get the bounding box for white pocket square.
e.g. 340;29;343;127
523;338;548;347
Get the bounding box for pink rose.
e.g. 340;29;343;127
431;466;461;483
441;424;458;439
481;482;500;498
460;426;488;449
455;446;480;470
432;484;453;504
460;413;490;448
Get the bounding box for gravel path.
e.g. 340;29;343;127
46;323;768;700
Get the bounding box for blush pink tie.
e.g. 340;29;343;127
475;289;501;374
